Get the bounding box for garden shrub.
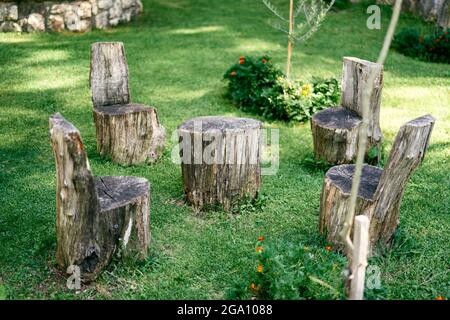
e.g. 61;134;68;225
226;237;346;300
224;55;283;114
393;28;450;64
224;55;340;122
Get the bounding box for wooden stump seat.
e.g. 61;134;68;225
178;116;262;211
311;57;384;164
311;107;362;163
319;115;435;253
90;42;166;165
49;113;151;282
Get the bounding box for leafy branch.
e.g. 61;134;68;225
263;0;336;77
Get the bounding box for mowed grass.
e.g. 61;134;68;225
0;0;449;299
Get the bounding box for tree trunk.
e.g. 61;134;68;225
311;57;383;164
311;107;362;164
341;57;384;162
319;115;435;254
90;42;166;165
50;113;151;282
178;116;262;211
95;176;150;261
369;114;435;246
319;164;381;253
93;104;166;165
90;42;130;108
50;114;100;279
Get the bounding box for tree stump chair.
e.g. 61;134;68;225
178;116;262;211
311;57;384;164
49;113;151;282
90;42;166;165
319;115;435;254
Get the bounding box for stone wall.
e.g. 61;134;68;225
377;0;449;28
0;0;143;32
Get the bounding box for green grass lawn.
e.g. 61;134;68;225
0;0;449;299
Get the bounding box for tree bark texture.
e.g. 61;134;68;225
311;107;362;164
90;42;166;165
93;104;166;165
49;113;151;282
319;115;435;254
311;57;384;164
90;42;130;108
178;116;262;211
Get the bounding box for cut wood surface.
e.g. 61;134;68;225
178;116;262;211
319;115;435;253
49;113;151;282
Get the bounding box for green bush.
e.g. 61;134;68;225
224;55;283;114
226;237;346;300
393;28;450;64
224;55;340;122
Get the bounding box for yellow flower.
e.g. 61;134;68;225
257;264;264;273
256;246;263;253
301;83;312;97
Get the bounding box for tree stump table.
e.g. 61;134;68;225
178;116;262;211
49;113;151;282
319;115;435;254
90;42;166;165
311;57;384;164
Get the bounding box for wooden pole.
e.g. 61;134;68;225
349;215;370;300
286;0;294;78
339;0;403;259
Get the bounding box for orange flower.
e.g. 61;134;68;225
262;58;267;64
435;296;446;300
257;236;265;241
230;71;237;77
256;246;263;253
250;283;260;293
239;56;245;65
257;264;264;273
325;245;332;252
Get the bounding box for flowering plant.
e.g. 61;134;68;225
227;237;346;300
224;55;340;122
224;55;282;113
